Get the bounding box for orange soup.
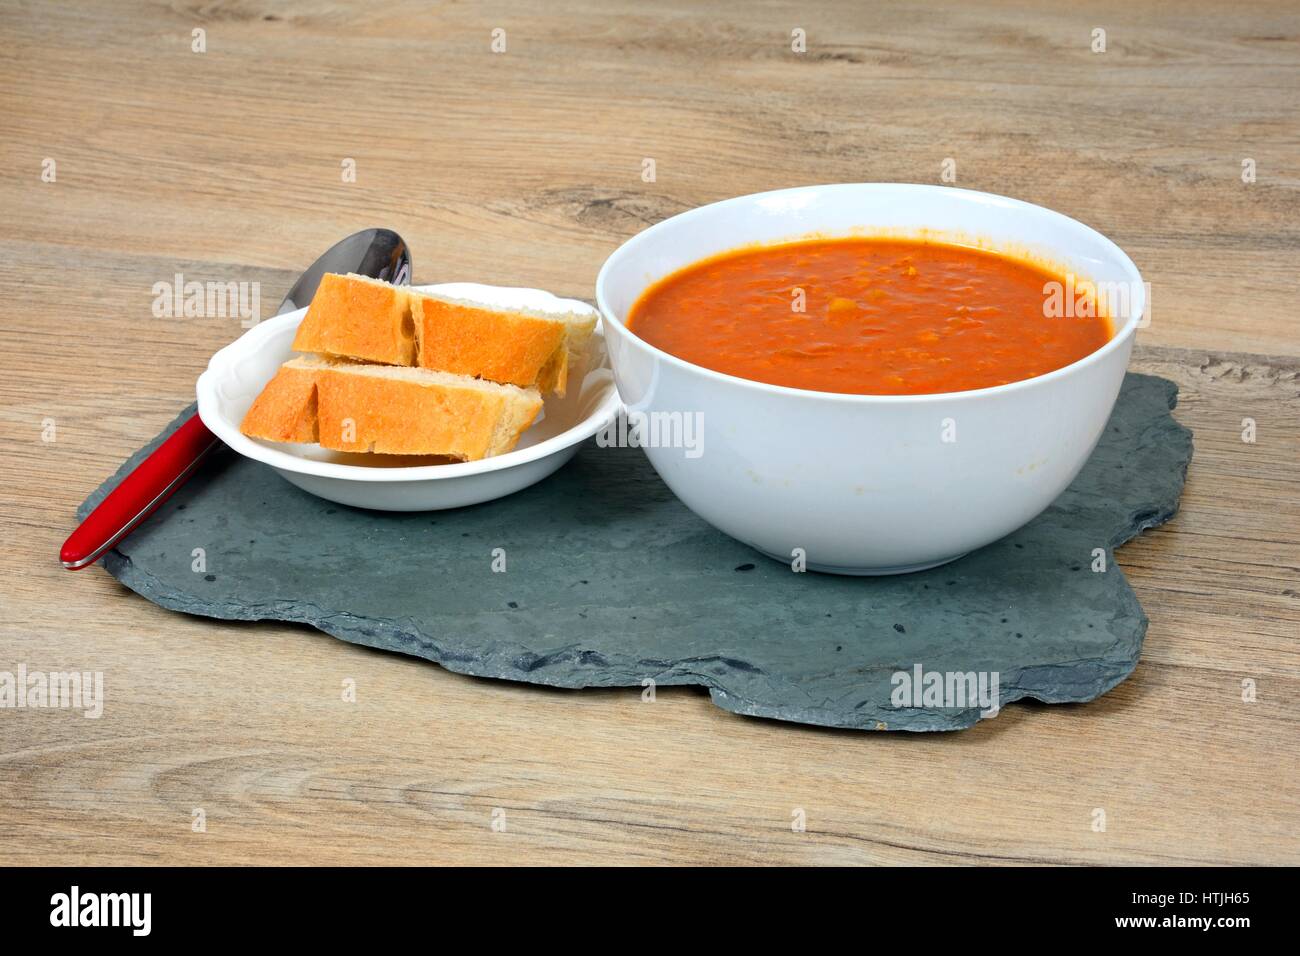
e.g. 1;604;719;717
627;238;1112;395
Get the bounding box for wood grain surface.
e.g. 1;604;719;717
1;0;1297;865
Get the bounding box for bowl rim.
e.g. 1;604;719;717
594;182;1144;405
196;286;621;484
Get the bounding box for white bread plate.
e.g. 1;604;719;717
197;283;620;511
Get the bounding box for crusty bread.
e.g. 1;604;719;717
410;290;596;397
290;275;595;397
291;273;416;366
247;277;587;462
240;356;542;461
238;357;325;444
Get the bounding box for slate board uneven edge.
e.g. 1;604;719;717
80;373;1193;732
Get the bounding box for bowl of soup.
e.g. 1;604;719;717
595;184;1144;574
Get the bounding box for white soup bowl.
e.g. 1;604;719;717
595;184;1144;574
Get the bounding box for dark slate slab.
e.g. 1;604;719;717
77;373;1192;732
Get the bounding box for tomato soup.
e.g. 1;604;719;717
626;238;1112;395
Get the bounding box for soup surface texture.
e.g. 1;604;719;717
627;238;1112;395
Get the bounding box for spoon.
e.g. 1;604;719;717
60;228;412;569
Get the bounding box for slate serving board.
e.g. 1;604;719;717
79;373;1192;732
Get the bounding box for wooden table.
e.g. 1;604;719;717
2;0;1297;866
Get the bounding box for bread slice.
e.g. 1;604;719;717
409;290;596;397
240;356;543;461
314;362;542;459
239;358;323;444
291;273;416;366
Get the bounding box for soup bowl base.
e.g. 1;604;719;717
750;546;968;577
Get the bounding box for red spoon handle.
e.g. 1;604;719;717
60;413;221;569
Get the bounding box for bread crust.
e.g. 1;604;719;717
291;273;416;365
241;357;542;460
314;364;542;459
411;292;596;397
412;295;565;389
238;361;319;443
